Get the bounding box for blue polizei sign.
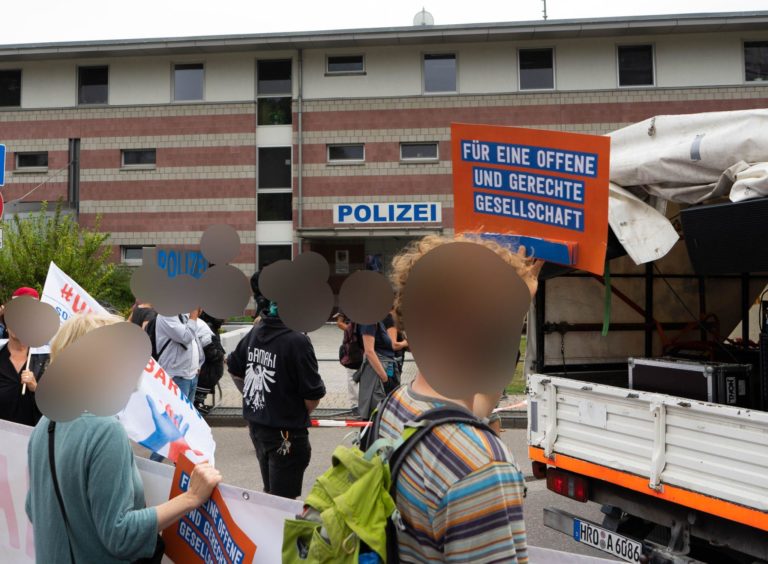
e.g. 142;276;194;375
0;145;5;187
333;202;442;224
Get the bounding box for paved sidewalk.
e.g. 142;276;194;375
215;323;526;413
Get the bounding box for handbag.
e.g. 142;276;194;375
48;421;165;564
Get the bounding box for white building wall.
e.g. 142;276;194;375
655;33;743;87
3;30;768;108
111;58;171;105
206;54;256;102
18;61;78;108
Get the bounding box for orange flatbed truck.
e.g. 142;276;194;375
525;218;768;561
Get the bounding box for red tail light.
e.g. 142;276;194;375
546;468;589;502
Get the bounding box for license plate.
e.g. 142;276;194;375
574;519;642;563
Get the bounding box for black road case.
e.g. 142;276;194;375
628;357;754;408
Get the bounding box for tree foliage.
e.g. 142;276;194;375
0;201;133;310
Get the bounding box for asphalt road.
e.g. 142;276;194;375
211;425;615;560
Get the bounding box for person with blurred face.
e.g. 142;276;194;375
370;235;542;564
0;287;49;426
25;313;222;564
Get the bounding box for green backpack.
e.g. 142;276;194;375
282;394;494;564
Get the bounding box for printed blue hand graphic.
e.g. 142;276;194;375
138;395;190;453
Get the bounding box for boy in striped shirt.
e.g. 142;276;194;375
378;234;542;563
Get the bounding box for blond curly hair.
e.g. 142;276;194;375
390;234;538;330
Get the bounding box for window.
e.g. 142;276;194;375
0;70;21;107
173;63;204;101
121;149;156;167
16;152;48;169
258;147;291;188
400;142;438;161
328;144;364;163
257;97;292;125
257;59;292;95
423;54;457;93
121;246;154;264
258;193;292;221
258;244;292;271
745;41;768;82
618;45;654;87
78;66;108;105
327;55;365;74
519;48;554;90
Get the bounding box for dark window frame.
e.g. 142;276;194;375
257;192;293;222
744;41;768;83
257;244;293;271
172;63;205;102
121;148;157;168
257;59;293;96
327;143;365;163
400;142;439;162
326;54;366;75
617;44;656;88
258;146;292;189
0;69;22;108
15;151;48;170
518;48;556;91
77;65;109;105
423;53;458;94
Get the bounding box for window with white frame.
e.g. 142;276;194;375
617;45;655;87
327;144;365;163
744;41;768;82
173;63;204;101
400;142;438;161
121;245;154;265
121;149;156;168
519;48;554;90
423;54;456;93
327;55;365;75
15;152;48;170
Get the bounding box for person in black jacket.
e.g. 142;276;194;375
226;301;326;499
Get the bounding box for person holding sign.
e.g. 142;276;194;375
26;314;222;564
0;288;49;426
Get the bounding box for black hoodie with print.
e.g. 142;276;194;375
227;316;326;429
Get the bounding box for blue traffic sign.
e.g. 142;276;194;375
0;145;5;187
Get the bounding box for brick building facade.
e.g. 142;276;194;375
0;12;766;288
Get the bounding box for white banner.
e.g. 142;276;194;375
37;261;216;464
0;420;301;564
117;359;216;466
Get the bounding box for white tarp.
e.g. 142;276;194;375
609;108;768;204
604;108;768;264
607;183;678;265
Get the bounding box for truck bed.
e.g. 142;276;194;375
527;374;768;532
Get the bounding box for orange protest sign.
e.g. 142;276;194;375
163;453;257;564
451;123;611;275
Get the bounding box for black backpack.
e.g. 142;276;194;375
198;332;226;390
339;321;365;369
145;314;185;361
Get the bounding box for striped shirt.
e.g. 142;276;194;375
378;385;528;563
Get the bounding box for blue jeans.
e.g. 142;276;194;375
149;375;198;463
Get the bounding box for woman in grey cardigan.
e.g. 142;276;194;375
25;314;222;563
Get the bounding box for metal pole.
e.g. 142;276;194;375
542;0;548;20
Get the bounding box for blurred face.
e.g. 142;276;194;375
402;242;531;400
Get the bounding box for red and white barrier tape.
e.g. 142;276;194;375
311;419;371;428
492;400;528;413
